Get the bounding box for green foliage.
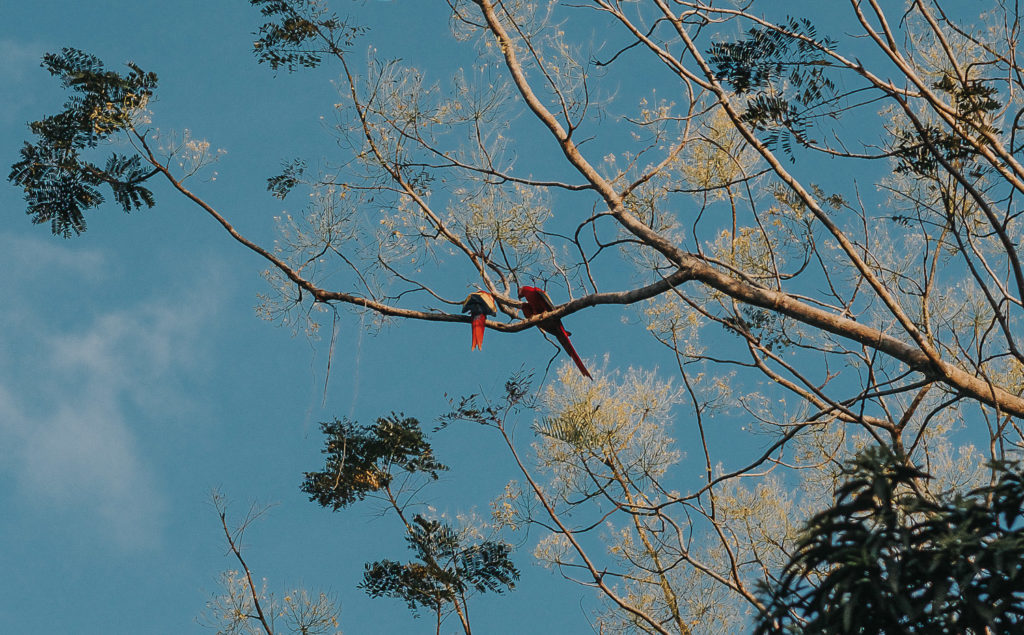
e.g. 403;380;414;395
754;447;1024;634
724;307;792;353
934;74;1002;129
708;18;837;158
708;18;835;97
303;412;517;625
266;158;306;199
8;48;158;237
891;76;1001;179
438;371;535;431
250;0;364;72
301;414;448;510
891;122;978;178
534;409;601;450
360;515;519;614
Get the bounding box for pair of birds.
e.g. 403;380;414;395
461;287;592;379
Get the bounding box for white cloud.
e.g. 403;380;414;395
0;235;221;551
49;301;208;395
7;398;165;549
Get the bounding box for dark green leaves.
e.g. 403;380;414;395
8;48;158;237
301;414;448;510
250;0;364;72
303;412;518;622
754;447;1024;634
35;48;157;147
892;123;979;177
360;515;519;613
105;154;157;211
892;76;1002;178
708;18;835;99
266;158;306;199
935;74;1002;126
708;18;837;158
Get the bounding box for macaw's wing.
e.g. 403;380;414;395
518;286;555;315
533;288;556;312
517;286;592;378
462;291;497;316
463;290;497;351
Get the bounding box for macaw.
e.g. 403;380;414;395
518;286;592;379
461;290;497;350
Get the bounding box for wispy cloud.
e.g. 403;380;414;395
1;392;165;549
0;232;219;551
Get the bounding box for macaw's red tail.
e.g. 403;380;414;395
471;314;487;350
463;290;496;350
555;328;592;379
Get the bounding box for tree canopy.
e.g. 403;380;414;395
11;0;1024;632
755;449;1024;634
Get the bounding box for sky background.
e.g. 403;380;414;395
0;2;673;633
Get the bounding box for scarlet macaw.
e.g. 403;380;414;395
518;286;592;379
461;290;497;350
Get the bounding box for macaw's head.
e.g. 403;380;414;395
517;286;537;300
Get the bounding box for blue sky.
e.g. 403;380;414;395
0;2;652;632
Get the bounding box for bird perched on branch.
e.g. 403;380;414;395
518;286;592;379
461;290;497;350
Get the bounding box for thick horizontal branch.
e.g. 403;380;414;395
485;269;692;332
678;254;1024;418
140;8;1024;419
143;139;688;327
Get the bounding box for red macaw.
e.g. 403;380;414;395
518;286;592;379
461;290;497;350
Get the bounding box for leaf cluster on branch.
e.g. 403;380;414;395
302;414;518;632
756;448;1024;634
9;48;157;236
